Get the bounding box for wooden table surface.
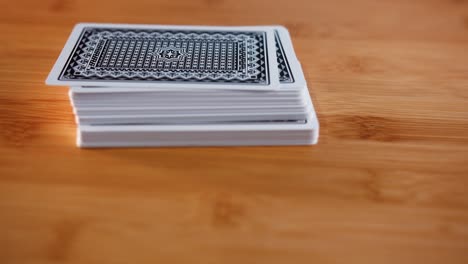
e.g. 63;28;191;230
1;0;468;263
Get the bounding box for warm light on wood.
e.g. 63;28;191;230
1;0;468;263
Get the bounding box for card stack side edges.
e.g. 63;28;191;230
46;23;319;148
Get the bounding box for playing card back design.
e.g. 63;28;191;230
275;30;294;83
59;27;270;85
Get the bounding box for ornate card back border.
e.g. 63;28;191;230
274;30;294;83
59;27;270;85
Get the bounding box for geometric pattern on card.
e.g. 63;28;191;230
274;30;294;83
59;27;270;85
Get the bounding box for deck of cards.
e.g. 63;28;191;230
46;23;319;147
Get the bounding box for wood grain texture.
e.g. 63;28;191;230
1;0;468;263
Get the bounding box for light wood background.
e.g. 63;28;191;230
1;0;468;263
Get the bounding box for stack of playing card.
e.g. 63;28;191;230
46;23;319;147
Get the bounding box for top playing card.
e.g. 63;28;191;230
46;23;281;90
